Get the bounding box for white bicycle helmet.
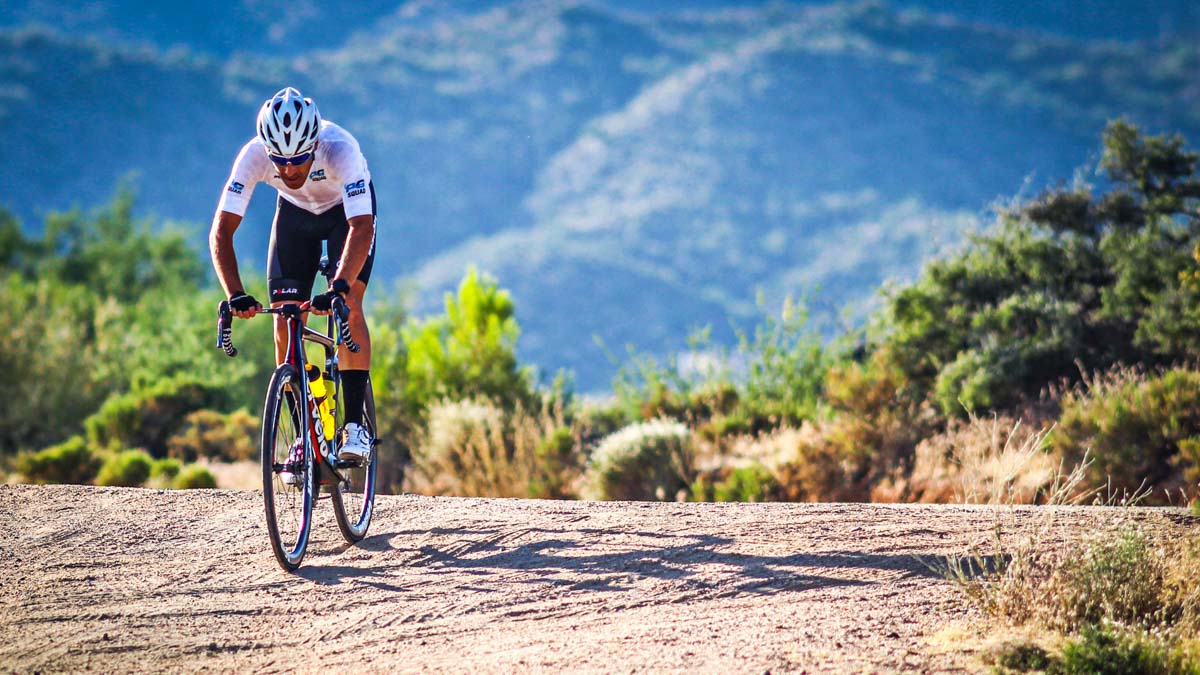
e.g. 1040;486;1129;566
257;87;321;157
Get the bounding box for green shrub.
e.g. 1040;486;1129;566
612;301;829;442
147;458;182;488
582;418;692;501
86;376;227;456
1050;367;1200;501
528;426;576;499
174;465;217;489
166;409;258;462
96;449;154;487
150;457;182;479
879;121;1200;424
1047;525;1165;633
12;436;102;484
691;463;776;503
985;642;1052;672
0;277;110;454
1055;624;1196;675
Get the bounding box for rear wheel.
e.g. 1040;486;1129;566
330;373;378;543
261;364;315;571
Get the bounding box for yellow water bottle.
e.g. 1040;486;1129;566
306;364;336;441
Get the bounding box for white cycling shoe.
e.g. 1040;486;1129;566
338;422;372;462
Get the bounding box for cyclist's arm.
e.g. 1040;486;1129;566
209;210;257;317
333;214;375;289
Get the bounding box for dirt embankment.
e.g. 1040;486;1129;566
2;485;1194;673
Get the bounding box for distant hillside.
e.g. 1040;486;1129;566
2;0;1198;389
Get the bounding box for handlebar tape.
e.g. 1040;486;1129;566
333;298;360;353
217;300;238;357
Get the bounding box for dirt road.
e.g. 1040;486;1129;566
2;485;1192;673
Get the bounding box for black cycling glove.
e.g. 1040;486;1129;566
229;291;260;313
310;279;351;312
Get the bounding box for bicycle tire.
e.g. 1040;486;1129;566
261;363;315;571
330;373;378;543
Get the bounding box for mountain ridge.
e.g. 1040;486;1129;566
2;0;1197;388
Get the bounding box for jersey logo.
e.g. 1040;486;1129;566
227;180;245;194
344;179;366;198
309;169;326;181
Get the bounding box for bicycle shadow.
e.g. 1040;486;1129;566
299;523;997;598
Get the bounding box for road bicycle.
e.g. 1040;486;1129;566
217;259;378;571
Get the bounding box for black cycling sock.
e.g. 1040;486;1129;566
340;369;370;428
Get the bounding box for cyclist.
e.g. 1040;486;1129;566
209;86;375;465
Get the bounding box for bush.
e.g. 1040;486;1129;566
691;464;776;503
1047;525;1167;633
1050;366;1200;502
174;464;217;489
86;377;227;456
411;397;578;498
612;300;829;443
582;418;692;501
985;642;1053;672
12;436;102;484
821;347;935;498
771;424;857;502
1055;624;1197;675
96;449;154;487
166;409;258;462
147;458;182;489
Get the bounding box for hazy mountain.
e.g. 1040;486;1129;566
2;1;1198;389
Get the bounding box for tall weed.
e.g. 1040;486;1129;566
410;397;576;498
888;415;1059;504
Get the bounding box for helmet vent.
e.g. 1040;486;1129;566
257;87;321;157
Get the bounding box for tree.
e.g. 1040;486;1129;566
401;268;534;419
880;120;1200;416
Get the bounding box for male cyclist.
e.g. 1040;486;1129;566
209;87;375;465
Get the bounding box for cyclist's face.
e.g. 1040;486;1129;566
276;156;315;190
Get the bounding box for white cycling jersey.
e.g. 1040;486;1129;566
217;120;373;219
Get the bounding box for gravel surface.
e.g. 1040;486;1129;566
2;484;1194;673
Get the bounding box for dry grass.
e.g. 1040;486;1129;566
409;397;575;498
936;443;1200;671
889;414;1061;505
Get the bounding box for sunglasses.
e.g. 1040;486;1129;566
266;150;313;166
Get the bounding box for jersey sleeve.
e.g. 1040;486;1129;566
328;141;373;219
216;140;265;217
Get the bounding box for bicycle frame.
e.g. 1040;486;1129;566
218;294;361;487
276;303;338;478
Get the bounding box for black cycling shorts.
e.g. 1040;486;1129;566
267;181;376;303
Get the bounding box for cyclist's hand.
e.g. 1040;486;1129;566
309;279;351;315
229;291;262;318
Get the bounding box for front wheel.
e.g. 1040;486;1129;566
261;363;315;571
331;373;378;543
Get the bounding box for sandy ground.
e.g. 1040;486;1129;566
2;484;1194;673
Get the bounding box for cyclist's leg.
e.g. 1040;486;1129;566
324;184;376;428
267;197;323;366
